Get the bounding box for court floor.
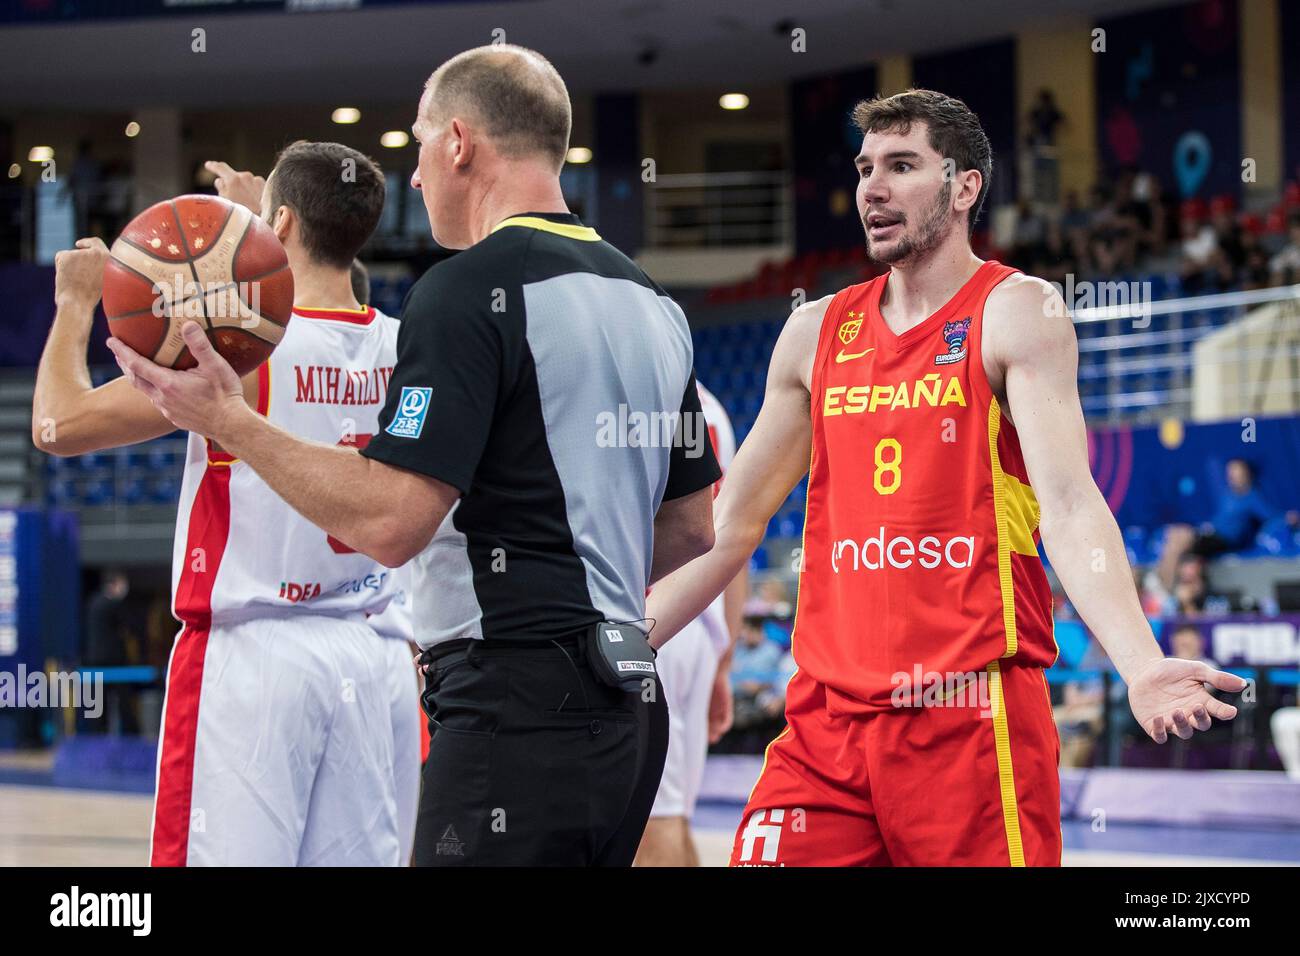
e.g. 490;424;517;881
2;784;1295;866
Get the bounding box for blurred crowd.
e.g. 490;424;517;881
1004;169;1300;294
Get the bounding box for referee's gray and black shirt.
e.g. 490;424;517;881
362;212;720;647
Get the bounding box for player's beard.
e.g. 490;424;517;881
863;180;952;265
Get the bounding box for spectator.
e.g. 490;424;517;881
83;568;130;667
1157;553;1234;618
1026;88;1064;149
1168;623;1219;668
731;616;785;731
64;138;103;239
1052;680;1104;768
1025;89;1064;203
1269;217;1300;286
1271;705;1300;780
1011;198;1045;262
1209;197;1245;278
745;577;793;619
1058;189;1091;238
1238;230;1273;289
1157;459;1299;589
1178;207;1221;292
82;569;139;736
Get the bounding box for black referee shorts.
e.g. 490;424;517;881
413;635;668;866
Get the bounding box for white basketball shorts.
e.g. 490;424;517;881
150;612;402;866
649;617;719;819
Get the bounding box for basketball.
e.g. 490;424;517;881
102;194;294;377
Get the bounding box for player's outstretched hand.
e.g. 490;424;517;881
1127;657;1248;744
205;161;266;213
107;321;245;442
53;237;109;310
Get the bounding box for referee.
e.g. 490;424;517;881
111;44;720;866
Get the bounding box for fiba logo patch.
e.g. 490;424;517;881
385;386;432;439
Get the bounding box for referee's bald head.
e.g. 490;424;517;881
420;44;571;172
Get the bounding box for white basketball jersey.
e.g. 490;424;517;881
695;381;737;655
171;305;404;626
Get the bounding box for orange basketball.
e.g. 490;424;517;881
102;194;294;377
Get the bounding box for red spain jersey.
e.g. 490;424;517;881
796;260;1056;712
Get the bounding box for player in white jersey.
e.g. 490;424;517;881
635;381;747;866
34;141;419;865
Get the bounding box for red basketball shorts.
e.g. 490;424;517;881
730;661;1062;866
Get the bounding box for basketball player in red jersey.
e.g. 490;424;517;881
645;90;1247;866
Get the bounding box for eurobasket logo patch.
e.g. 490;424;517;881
935;317;971;366
385;386;432;439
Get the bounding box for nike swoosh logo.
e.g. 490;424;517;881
835;347;875;364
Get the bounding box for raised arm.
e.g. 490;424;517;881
33;238;179;456
985;275;1246;742
646;295;826;649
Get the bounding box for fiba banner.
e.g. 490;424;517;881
1157;614;1300;668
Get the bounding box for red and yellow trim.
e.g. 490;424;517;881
293;305;376;325
256;360;271;417
986;398;1043;658
986;661;1027;866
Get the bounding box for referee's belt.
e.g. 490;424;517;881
422;633;584;663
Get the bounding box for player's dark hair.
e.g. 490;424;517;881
851;89;993;236
267;141;385;269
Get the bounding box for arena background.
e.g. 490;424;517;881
1;0;1299;867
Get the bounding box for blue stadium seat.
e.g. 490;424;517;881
777;514;801;538
150;476;181;504
82;479;113;507
119;478;147;506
